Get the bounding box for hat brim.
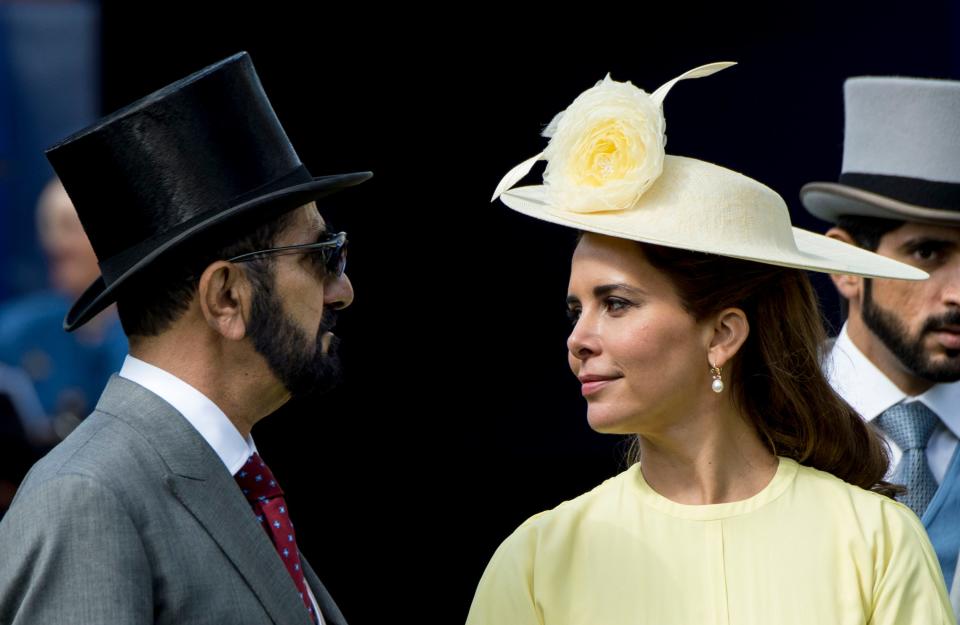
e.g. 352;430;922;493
801;181;960;226
64;171;372;332
500;185;927;281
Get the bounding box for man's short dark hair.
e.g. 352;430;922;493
833;214;906;320
115;210;297;338
835;215;905;252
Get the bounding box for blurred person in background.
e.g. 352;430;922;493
0;176;127;438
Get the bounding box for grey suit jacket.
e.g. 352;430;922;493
0;375;346;625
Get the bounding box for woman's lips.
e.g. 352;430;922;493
579;375;620;397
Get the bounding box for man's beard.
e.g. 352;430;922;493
246;282;343;399
861;279;960;383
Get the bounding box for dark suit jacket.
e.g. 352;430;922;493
0;375;346;624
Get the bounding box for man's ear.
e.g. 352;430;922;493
197;261;250;341
825;227;863;302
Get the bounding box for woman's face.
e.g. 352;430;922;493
566;234;713;434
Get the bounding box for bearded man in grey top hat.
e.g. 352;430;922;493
0;52;370;624
802;75;960;613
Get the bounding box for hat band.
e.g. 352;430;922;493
229;163;312;205
98;164;314;285
840;172;960;212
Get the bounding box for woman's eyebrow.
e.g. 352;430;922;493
567;283;646;305
593;283;646;298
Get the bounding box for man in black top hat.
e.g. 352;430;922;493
0;52;369;625
802;76;960;613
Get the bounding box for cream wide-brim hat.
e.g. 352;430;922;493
493;63;927;281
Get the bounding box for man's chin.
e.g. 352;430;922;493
285;356;342;399
908;342;960;382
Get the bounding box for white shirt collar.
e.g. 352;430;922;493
118;355;256;475
826;323;960;438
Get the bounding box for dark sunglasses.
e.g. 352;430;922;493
227;231;348;278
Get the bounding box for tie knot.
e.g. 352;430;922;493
234;453;284;503
876;402;940;451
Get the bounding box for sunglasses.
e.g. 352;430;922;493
227;231;348;278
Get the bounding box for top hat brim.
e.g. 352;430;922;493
64;171;372;332
801;181;960;226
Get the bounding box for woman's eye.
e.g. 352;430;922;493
604;297;632;313
566;308;582;324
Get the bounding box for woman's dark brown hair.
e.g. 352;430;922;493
627;242;899;498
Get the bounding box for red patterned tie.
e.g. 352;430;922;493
234;453;318;624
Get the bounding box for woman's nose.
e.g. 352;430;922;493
567;316;600;360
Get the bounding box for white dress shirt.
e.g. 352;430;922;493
119;355;256;472
824;324;960;484
118;355;323;622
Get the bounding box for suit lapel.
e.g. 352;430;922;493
167;473;313;625
97;376;312;625
301;557;348;625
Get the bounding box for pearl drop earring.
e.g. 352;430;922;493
710;364;724;393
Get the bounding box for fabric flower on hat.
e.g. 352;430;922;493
541;74;665;214
491;62;736;213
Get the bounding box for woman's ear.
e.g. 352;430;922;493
706;307;749;370
197;260;250;341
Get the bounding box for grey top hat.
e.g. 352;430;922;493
801;76;960;225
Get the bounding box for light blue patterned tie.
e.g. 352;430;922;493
875;402;940;517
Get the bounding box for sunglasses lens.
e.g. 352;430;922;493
330;242;347;276
317;237;347;278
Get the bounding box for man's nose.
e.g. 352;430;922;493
324;272;354;310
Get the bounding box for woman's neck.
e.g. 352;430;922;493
636;404;778;505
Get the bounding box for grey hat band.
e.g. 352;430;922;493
840;172;960;212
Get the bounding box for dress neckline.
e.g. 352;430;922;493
631;456;799;520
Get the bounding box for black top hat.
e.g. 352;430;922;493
47;51;372;332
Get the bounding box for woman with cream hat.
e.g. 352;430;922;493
466;63;953;624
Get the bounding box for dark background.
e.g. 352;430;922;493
93;2;960;622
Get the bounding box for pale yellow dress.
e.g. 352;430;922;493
466;457;953;625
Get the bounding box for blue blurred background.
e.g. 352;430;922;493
0;1;98;299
